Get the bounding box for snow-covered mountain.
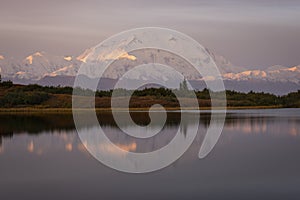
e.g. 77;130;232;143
0;47;299;94
222;65;300;83
0;51;87;80
0;48;233;80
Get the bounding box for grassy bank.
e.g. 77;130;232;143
0;105;285;114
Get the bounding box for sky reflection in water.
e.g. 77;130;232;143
0;109;299;199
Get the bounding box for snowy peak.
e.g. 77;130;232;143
223;65;300;84
64;56;72;61
3;51;81;80
223;70;267;80
24;52;46;65
75;47;244;80
76;47;137;63
0;47;299;85
285;65;300;72
76;48;93;63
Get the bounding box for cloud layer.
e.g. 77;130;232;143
0;0;299;68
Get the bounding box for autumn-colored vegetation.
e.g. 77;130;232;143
0;80;299;109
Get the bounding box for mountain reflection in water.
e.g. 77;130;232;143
0;109;299;200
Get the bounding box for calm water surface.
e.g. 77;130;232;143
0;109;299;200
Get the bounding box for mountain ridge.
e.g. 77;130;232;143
0;47;299;95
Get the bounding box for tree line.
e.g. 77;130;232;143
0;79;299;108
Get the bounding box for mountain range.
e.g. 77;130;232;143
0;48;299;95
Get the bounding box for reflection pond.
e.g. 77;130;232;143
0;109;299;199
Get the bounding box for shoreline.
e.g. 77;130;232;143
0;105;285;114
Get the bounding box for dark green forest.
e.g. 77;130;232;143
0;79;299;108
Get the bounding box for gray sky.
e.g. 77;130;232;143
0;0;299;68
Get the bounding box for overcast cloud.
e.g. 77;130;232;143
0;0;299;68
